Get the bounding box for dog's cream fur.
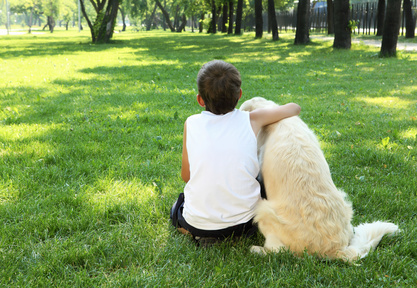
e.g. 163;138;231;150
240;97;398;261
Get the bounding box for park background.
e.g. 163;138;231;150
1;0;417;286
1;0;417;38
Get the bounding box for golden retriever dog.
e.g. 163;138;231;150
240;97;398;261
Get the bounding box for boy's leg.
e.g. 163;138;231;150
170;193;183;226
170;193;191;235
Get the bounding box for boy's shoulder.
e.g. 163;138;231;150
187;109;247;123
187;112;203;121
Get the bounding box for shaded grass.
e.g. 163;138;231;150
0;30;416;287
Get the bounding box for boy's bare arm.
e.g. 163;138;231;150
181;121;190;183
250;103;301;136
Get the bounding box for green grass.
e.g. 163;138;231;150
0;29;416;287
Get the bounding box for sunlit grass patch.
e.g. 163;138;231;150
399;127;417;140
0;180;20;204
83;177;159;209
359;96;416;109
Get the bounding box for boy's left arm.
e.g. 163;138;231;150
250;103;301;136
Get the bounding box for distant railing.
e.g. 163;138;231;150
274;1;417;35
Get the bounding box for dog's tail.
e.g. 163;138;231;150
341;221;399;261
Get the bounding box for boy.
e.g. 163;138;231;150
171;60;301;245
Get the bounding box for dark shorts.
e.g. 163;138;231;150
170;193;258;239
170;176;266;240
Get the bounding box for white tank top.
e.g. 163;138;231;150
183;109;261;230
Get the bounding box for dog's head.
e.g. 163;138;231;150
239;97;278;112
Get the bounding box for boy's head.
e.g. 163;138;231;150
197;60;242;115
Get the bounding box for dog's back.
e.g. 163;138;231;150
256;106;354;257
241;97;398;260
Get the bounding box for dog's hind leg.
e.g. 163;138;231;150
251;234;286;255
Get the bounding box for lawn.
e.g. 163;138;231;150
0;29;416;287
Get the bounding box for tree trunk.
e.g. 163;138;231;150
44;16;55;33
176;14;187;32
228;0;234;34
210;0;217;33
155;0;175;32
162;0;166;30
333;0;351;49
217;6;222;33
79;0;96;42
326;0;334;34
235;0;243;35
199;13;204;33
222;4;228;33
294;0;310;44
174;5;180;29
94;0;119;43
268;0;278;41
381;0;402;57
119;7;126;31
376;0;385;36
255;0;263;38
28;6;34;34
404;0;415;38
147;3;158;31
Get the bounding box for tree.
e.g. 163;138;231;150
254;0;262;38
380;0;402;57
403;0;415;38
376;0;385;36
234;0;242;34
146;2;157;30
155;0;176;31
333;0;350;49
267;0;278;40
199;12;204;32
118;5;127;31
294;0;310;44
60;0;76;30
221;2;227;32
154;0;188;32
79;0;120;43
9;0;42;33
227;0;233;34
126;0;148;27
210;0;216;33
42;0;59;32
326;0;334;34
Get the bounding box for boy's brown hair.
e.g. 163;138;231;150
197;60;242;115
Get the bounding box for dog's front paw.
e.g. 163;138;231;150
250;245;267;255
